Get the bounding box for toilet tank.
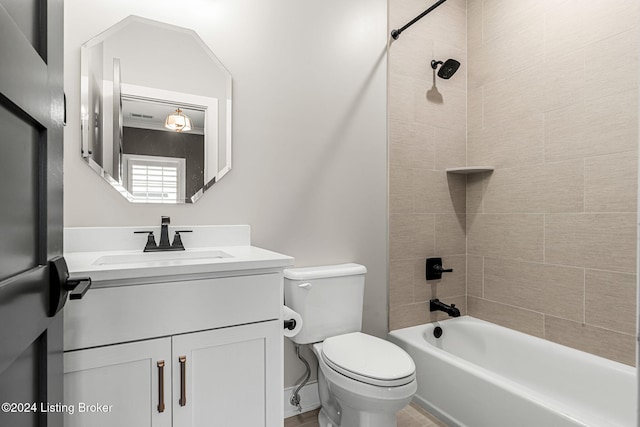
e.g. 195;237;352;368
284;263;367;345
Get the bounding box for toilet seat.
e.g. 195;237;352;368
321;332;416;387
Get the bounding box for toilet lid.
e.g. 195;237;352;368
321;332;415;387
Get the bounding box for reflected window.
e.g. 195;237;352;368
122;154;185;203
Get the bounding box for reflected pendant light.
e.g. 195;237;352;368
164;108;193;132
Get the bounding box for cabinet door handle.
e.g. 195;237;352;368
157;361;165;413
179;356;187;406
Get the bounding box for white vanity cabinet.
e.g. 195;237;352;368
172;321;281;426
63;271;286;427
64;338;172;427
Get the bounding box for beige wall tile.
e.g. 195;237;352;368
415;254;466;302
389;259;416;308
465;172;487;214
482;16;544;78
389;166;414;214
545;214;636;273
414;170;466;214
468;116;544;169
585;269;637;335
482;160;583;214
585;29;638;101
542;160;585;213
482;0;547;38
584;151;638;213
582;90;638;156
435;214;466;255
467;127;496;167
389;0;639;368
580;0;640;47
467;0;482;51
545;91;638;162
484;258;584;321
483;67;545;127
483;164;547;213
466;255;483;298
467;85;483;133
542;48;585;113
467;297;545;338
434;126;466;170
389;213;435;260
428;3;468;58
413;81;466;130
389;120;436;169
467;42;494;89
388;73;414;123
545;316;636;366
389;302;430;331
388;32;434;81
388;0;468;337
543;102;585;162
467;214;544;261
544;0;589;58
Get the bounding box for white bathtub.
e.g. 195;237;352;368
388;316;636;427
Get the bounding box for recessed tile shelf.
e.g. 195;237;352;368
445;166;494;175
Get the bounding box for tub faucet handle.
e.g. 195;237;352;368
426;257;453;280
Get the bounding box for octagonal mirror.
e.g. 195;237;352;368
80;16;232;203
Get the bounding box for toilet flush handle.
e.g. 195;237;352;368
298;282;312;289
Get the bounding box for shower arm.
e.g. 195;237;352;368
390;0;448;40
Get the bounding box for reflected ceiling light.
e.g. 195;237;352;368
164;108;192;132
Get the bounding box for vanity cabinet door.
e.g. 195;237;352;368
64;337;172;427
172;320;282;427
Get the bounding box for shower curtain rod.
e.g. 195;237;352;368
390;0;448;40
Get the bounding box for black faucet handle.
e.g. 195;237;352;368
134;231;158;251
171;230;192;250
426;258;453;280
435;264;453;273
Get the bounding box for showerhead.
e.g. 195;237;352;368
431;59;461;79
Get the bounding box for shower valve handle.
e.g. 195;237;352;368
426;257;453;280
434;264;453;273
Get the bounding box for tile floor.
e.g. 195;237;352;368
284;402;447;427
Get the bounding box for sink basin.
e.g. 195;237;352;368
92;250;233;266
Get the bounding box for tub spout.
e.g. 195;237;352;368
430;299;460;317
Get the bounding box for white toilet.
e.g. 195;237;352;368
284;263;417;427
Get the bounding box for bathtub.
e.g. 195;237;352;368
388;316;636;427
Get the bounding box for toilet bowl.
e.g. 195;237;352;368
284;264;417;427
312;333;417;427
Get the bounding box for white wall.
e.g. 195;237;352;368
64;0;388;388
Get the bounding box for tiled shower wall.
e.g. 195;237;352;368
466;0;638;365
389;0;638;366
388;0;468;330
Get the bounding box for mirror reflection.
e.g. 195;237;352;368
80;16;232;203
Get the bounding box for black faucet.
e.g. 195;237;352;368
430;299;461;317
134;217;192;252
158;216;172;249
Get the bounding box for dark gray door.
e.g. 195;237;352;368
0;1;65;427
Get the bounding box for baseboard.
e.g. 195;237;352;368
283;381;320;418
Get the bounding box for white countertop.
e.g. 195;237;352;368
64;225;294;285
